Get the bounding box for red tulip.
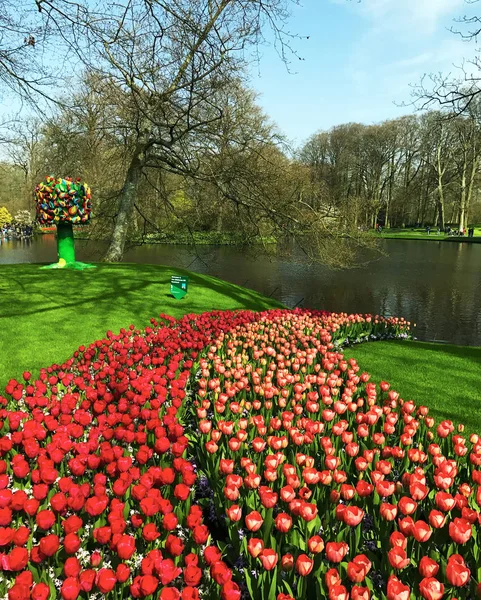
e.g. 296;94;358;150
139;575;159;597
39;534;59;557
274;512;292;532
219;459;234;474
61;577;81;600
419;578;444;600
388;547;410;570
281;553;294;571
247;538;264;558
344;505;364;526
398;516;414;536
36;510;56;530
356;481;374;497
380;503;398;521
435;492;455;512
351;586;370;600
398;496;417;515
376;480;396;497
329;585;348;600
64;557;82;578
226;505;242;522
347;561;367;583
184;564;202;587
307;535;324;554
326;542;349;563
116;564;131;584
325;567;341;589
204;546;222;565
412;521;432;543
31;583;50;600
419;557;439;578
296;554;314;576
387;575;410;600
389;532;407;549
6;547;29;571
210;561;232;586
449;518;472;544
96;569;117;594
116;535;136;560
446;561;470;587
245;511;263;532
298;502;318;522
428;510;446;529
280;485;296;503
259;549;278;570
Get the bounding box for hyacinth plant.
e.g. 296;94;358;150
1;307;479;600
35;176;94;270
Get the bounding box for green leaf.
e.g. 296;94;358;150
245;571;257;599
266;567;278;600
263;508;273;544
283;580;295;597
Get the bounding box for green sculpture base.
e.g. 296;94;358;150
40;222;96;270
41;261;96;270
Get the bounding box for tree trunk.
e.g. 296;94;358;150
459;164;467;231
437;200;445;230
436;146;446;230
103;144;145;262
386;152;395;228
465;155;479;232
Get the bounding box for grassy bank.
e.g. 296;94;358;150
376;226;481;242
346;340;481;433
0;263;282;388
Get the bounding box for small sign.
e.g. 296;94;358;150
170;275;189;299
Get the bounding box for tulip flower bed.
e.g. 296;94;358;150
1;306;473;600
189;312;481;600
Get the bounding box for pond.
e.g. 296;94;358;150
1;234;481;346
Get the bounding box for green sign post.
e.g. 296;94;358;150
170;275;189;299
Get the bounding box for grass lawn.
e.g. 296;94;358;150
0;263;282;389
377;226;481;242
346;340;481;434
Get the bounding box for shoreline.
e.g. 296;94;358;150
380;234;481;243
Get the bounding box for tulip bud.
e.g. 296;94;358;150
281;553;294;571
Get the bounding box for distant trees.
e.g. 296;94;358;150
298;106;481;230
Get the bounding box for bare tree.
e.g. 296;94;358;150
0;1;60;104
411;1;481;113
35;0;301;261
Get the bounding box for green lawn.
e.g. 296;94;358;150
346;340;481;434
0;263;282;389
377;226;481;242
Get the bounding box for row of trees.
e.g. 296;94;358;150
4;82;481;244
299;108;481;231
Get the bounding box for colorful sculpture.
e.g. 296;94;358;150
35;176;95;269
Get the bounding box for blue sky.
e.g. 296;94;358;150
250;0;478;145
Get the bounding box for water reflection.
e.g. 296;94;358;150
1;236;481;345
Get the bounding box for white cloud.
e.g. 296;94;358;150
358;0;465;35
335;0;475;123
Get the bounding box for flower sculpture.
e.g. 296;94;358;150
35;176;94;269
